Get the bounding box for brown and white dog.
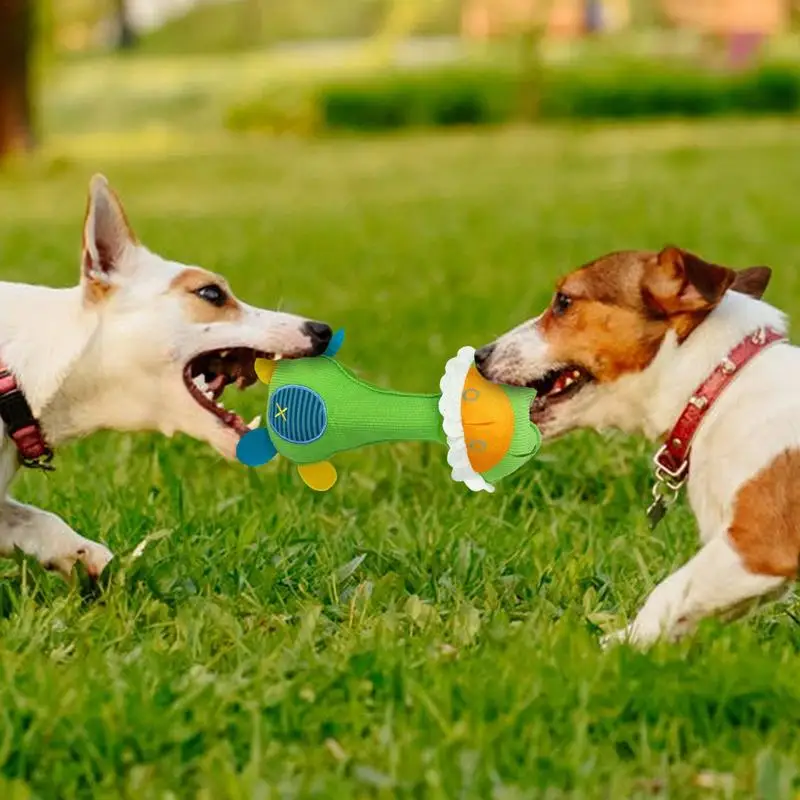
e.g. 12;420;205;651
0;175;331;578
475;246;797;647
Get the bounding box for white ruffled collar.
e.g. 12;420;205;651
437;346;495;493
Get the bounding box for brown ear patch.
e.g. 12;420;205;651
170;268;243;323
729;448;800;578
731;266;772;300
82;278;115;306
681;249;736;304
643;247;736;317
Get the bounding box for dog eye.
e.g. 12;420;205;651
195;284;227;307
553;292;572;316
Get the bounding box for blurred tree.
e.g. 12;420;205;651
0;0;34;158
115;0;137;49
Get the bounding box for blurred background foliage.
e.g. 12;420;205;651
43;0;463;56
1;0;800;160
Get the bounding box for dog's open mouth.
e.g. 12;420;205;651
529;365;593;414
183;348;286;436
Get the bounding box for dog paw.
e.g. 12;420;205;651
46;539;114;580
601;620;673;651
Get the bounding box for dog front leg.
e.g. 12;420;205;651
0;498;113;579
603;535;787;649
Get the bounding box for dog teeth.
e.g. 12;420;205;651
220;350;230;358
274;354;283;362
247;415;261;430
193;375;208;391
572;370;580;378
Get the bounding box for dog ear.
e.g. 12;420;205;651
731;266;771;299
643;246;736;316
81;174;137;296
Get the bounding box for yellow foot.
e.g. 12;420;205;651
254;358;277;384
297;461;338;492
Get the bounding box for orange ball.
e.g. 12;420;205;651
460;366;514;474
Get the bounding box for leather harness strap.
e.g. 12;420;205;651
0;360;53;470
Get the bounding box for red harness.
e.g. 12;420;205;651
0;360;53;470
647;326;787;526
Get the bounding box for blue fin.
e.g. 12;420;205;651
324;328;345;358
236;428;277;467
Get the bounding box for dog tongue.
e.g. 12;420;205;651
551;374;568;394
208;374;227;397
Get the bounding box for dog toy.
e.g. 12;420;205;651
236;330;540;492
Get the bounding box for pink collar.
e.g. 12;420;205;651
0;360;53;470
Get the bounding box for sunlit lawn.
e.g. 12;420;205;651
1;50;800;797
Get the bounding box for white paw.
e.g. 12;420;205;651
46;538;114;580
601;618;678;651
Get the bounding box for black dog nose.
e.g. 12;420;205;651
474;344;495;372
303;320;333;353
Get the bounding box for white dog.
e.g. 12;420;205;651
476;246;797;647
0;175;331;579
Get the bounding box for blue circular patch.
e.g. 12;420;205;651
268;385;327;444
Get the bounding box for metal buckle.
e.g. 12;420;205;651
652;444;688;484
647;445;688;528
20;448;55;472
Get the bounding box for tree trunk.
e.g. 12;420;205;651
115;0;137;50
0;0;34;158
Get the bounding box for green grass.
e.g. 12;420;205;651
3;112;800;797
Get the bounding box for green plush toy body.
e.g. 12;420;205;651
236;333;541;492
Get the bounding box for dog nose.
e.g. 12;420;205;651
474;344;495;373
303;320;333;354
